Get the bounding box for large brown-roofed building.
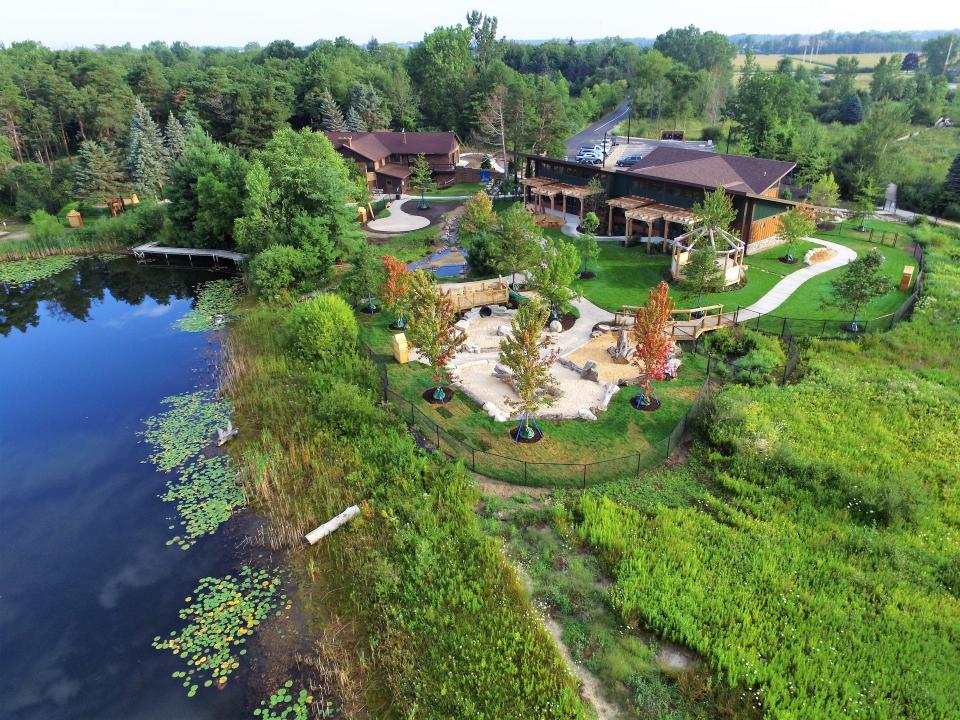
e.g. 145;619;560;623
325;131;461;195
524;147;797;248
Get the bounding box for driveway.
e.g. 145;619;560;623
564;99;630;160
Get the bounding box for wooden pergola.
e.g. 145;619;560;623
625;203;698;253
605;196;654;236
520;177;605;218
559;183;604;218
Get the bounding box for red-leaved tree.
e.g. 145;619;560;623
380;255;413;329
631;281;675;410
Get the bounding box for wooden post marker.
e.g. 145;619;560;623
900;266;915;292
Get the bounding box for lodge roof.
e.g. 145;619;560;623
625;146;795;195
325;131;459;162
376;163;412;179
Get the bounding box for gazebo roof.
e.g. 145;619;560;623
675;225;745;254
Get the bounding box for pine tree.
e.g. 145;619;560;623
73;140;125;205
946;153;960;196
839;94;864;125
317;89;346;132
126;98;168;198
164;112;187;160
409;152;435;209
344;106;366;132
181;110;201;134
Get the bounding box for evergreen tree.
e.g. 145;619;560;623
946;153;960;196
839;94;864;125
72;140;125;204
126;98;168;198
317;89;346;131
164;112;187;160
344;106;366;132
681;243;724;305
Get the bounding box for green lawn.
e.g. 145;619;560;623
575;224;915;326
429;182;485;197
367;225;440;264
358;310;708;487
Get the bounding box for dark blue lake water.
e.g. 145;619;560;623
0;257;247;719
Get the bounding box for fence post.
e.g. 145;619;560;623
636;453;642;477
781;316;787;338
821;319;827;337
582;465;587;490
410;400;415;426
472;448;476;472
436;425;440;449
524;462;528;484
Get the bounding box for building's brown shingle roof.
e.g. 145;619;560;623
626;147;795;195
325;131;459;162
375;163;412;179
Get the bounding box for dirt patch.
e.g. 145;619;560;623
404;200;463;224
472;473;552;499
804;248;837;265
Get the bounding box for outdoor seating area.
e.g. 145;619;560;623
520;177;604;218
624;203;698;251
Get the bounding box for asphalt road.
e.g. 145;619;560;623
564;99;630;160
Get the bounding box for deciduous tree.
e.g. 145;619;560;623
824;248;889;331
680;242;724;306
498;298;558;440
379;255;413;328
575;212;600;276
409;153;435;209
494;204;542;287
778;204;816;262
529;237;581;319
631;281;675;410
340;243;385;312
405;270;467;402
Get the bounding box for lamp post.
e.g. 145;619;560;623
603;130;609;167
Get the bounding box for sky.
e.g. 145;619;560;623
2;0;957;48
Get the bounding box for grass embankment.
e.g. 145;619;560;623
429;182;485;197
574;222;960;718
224;302;586;718
0;201;166;262
358;310;708;486
367;225;440;264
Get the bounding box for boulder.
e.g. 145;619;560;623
591;330;604;338
490;305;512;317
581;360;599;382
496;324;511;337
549;319;563;333
545;383;564;398
482;401;496;413
493;363;513;378
464;343;480;353
596;323;612;332
577;408;598;421
494;412;509;422
455;319;470;332
600;382;619;409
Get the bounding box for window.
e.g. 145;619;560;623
366;161;375;172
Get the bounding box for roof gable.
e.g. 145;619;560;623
325;131;459;161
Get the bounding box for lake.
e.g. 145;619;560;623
0;256;250;719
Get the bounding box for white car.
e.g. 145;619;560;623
576;152;603;165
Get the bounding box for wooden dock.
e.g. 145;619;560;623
132;242;245;266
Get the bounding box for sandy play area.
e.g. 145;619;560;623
566;332;638;385
453;359;614;421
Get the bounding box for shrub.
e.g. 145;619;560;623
29;210;65;243
700;125;724;143
732;333;786;385
286;293;358;364
248;245;321;300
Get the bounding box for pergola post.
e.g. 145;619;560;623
626;217;633;246
646;221;651;254
551;194;555;212
662;220;670;253
562;193;567;217
607;206;614;236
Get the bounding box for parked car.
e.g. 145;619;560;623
577;152;603;165
616;154;644;167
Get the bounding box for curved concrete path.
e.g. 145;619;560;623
367;198;430;233
739;238;856;316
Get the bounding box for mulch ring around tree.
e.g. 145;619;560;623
422;386;456;404
631;394;661;412
508;424;544;443
779;255;799;265
359;305;381;314
579;271;597;280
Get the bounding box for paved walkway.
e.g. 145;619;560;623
740;238;856;316
366;198;431;233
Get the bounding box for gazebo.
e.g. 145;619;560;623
624;203;697;252
671;223;746;286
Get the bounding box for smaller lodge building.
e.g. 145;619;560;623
326;130;461;195
523;146;796;251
